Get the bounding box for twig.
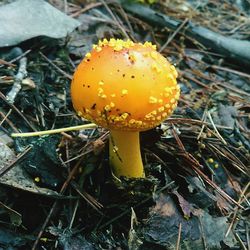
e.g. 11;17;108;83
165;117;234;130
70;181;103;212
211;65;250;80
176;223;182;250
39;52;72;80
69;199;79;229
225;182;250;237
0;109;19;133
100;0;130;39
0;91;37;132
207;112;227;145
0;109;12;126
160;18;188;52
235;233;247;250
11;123;97;137
70;2;103;18
6;57;27;104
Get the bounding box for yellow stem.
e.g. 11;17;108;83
109;130;145;178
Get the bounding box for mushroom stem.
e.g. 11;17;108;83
109;130;145;178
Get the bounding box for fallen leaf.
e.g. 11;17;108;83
141;193;236;249
0;135;60;196
0;0;80;47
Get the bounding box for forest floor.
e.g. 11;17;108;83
0;0;249;249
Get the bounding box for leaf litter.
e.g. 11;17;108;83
0;0;249;249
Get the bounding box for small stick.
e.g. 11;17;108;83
235;233;247;250
211;65;250;80
160;18;189;52
11;123;97;137
0;109;12;126
100;0;130;39
6;57;27;104
176;223;182;250
0;91;37;131
39;52;72;80
207;112;227;145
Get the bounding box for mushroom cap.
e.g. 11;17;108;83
71;39;180;131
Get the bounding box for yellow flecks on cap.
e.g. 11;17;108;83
96;38;135;52
165;87;174;93
168;74;177;84
170;65;178;78
111;93;116;97
145;114;153;119
104;105;111;111
121;89;128;95
97;87;104;94
143;41;157;50
149;96;158;104
156;115;162;121
85;108;91;114
151;62;162;73
77;111;82;116
158;99;163;103
164;93;170;98
129;119;136;124
165;104;170;109
85;52;91;59
143;52;149;57
99;81;104;86
162;112;168;118
110;102;115;108
175;92;180;100
97;110;102;116
150;51;158;59
158;106;164;112
128;52;136;63
98;38;108;46
170;98;176;104
100;94;107;99
167;109;173;115
34;177;40;183
96;47;102;52
172;103;177;109
121;112;129;120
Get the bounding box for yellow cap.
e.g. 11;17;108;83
71;38;180;131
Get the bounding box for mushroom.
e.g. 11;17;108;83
71;38;180;178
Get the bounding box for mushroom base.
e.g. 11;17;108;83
109;130;145;178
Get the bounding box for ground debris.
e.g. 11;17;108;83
141;193;236;249
0;0;249;249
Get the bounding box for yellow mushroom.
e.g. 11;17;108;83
71;38;180;178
